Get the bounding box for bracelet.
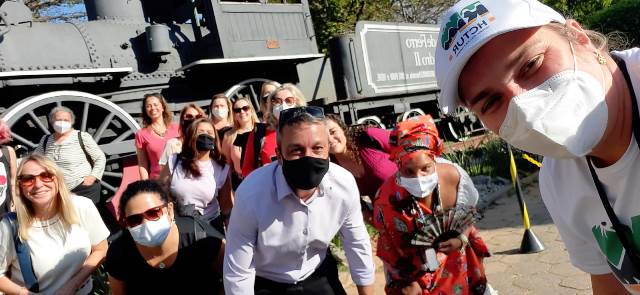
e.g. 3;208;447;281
458;233;469;250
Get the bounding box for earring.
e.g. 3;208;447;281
595;50;607;65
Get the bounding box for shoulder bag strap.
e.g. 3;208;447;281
6;213;39;292
253;124;266;168
586;56;640;267
77;131;95;168
43;134;51;153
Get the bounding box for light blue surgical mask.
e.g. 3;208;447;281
128;216;171;247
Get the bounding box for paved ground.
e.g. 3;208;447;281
340;174;592;294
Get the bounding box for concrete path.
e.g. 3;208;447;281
340;175;592;294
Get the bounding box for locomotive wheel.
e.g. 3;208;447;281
356;116;385;129
398;108;426;122
224;78;270;112
1;91;141;198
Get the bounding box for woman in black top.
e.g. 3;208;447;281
106;180;224;294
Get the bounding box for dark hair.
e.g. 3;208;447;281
119;180;170;222
179;104;206;137
141;93;172;127
178;118;225;178
326;114;365;166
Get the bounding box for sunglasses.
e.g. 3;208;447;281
277;106;325;131
233;106;251;114
18;172;55;187
123;204;168;228
184;113;204;120
271;96;296;106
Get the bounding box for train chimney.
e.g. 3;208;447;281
84;0;145;22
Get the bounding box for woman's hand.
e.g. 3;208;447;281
437;237;463;254
400;281;422;295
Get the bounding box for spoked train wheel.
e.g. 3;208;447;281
225;78;270;112
1;91;141;199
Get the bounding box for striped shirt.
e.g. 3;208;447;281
34;131;106;190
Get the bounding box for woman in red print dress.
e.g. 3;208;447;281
373;115;492;295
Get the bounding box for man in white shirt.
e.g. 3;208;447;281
224;106;375;295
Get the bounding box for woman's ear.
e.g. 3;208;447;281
565;19;592;46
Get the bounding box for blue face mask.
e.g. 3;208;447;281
128;216;171;247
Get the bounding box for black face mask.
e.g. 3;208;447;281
282;156;330;190
195;134;215;151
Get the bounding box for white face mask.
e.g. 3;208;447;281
499;43;608;158
399;172;438;198
211;108;228;120
128;216;171;247
272;103;294;120
52;121;72;134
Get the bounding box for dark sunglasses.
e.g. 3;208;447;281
278;106;325;130
233;106;251;114
18;172;55;187
184;113;204;120
123;204;168;228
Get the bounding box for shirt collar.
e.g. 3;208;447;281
274;163;329;202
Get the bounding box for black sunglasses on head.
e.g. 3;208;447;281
277;106;325;130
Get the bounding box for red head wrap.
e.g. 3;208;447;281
389;115;443;163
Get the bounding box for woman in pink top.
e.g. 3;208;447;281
326;114;397;223
135;93;179;179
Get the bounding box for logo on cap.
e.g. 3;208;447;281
440;1;494;61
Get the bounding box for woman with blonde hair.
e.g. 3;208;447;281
221;97;258;188
258;80;281;121
0;154;109;295
209;94;233;137
436;0;640;291
240;83;307;177
135;93;179;180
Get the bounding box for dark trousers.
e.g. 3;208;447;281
255;251;347;295
71;181;101;204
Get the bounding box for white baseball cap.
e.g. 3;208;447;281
435;0;565;114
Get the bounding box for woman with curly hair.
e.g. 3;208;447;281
159;118;232;233
325;114;397;221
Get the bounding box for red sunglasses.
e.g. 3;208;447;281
184;113;204;120
18;172;55;187
123;204;168;228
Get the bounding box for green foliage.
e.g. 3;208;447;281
309;0;395;52
541;0;613;23
442;138;540;179
91;265;111;295
584;0;640;48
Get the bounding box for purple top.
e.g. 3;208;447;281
355;128;397;198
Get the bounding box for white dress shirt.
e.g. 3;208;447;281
223;161;375;295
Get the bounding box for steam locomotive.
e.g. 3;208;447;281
0;0;483;197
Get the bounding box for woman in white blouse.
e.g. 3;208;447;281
0;154;109;295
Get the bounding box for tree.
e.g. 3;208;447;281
309;0;396;52
585;0;640;49
23;0;85;22
540;0;614;24
392;0;457;24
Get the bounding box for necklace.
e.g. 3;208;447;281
150;124;167;137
